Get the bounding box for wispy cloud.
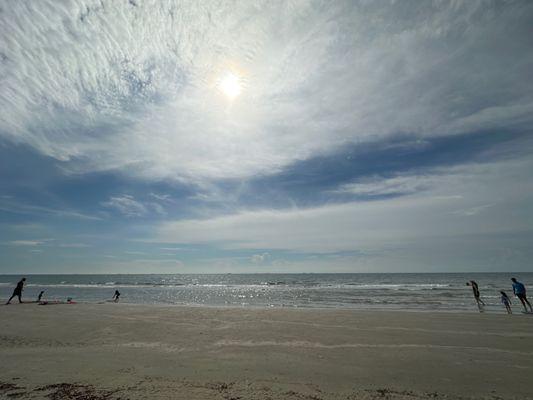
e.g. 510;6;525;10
334;175;436;197
4;240;92;249
1;1;531;183
101;195;148;217
6;239;53;246
451;204;494;217
149;193;173;202
101;194;167;217
0;199;101;220
57;243;92;248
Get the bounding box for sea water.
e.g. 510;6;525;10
1;273;531;312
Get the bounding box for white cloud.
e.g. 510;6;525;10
0;199;101;220
333;164;512;199
101;195;148;217
149;193;173;202
57;243;92;248
251;252;270;264
451;204;494;217
131;258;182;265
101;194;167;217
8;240;46;246
335;174;438;197
1;1;532;182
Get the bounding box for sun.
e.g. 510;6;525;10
218;72;242;99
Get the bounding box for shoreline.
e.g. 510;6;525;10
3;298;527;315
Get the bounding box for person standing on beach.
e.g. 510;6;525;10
466;280;485;312
37;291;45;302
6;277;26;304
112;290;121;302
511;278;532;313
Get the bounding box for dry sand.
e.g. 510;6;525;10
1;303;532;399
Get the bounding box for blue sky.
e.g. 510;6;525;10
1;0;532;273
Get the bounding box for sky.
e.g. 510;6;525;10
1;0;532;274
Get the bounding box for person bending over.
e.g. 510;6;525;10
466;280;485;312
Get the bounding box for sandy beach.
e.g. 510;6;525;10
1;303;532;399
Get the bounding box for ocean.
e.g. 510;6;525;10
1;273;531;313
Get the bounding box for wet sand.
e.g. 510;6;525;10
1;303;532;399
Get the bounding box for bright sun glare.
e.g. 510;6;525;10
219;73;242;99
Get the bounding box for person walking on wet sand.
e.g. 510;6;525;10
500;291;512;314
511;278;532;313
6;277;26;304
466;280;485;312
37;291;45;302
112;290;121;302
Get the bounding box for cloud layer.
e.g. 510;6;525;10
2;1;532;182
156;158;533;257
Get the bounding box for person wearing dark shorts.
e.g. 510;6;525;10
466;280;485;312
112;290;121;302
6;277;26;305
511;278;532;313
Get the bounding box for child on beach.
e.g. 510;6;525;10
500;291;512;314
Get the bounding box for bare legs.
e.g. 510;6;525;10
475;296;485;312
5;293;22;305
518;295;533;313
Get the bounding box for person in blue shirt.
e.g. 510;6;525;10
511;278;532;313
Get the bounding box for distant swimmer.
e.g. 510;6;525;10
37;291;45;302
466;280;485;312
112;290;121;303
500;291;512;314
6;277;26;305
511;278;532;313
